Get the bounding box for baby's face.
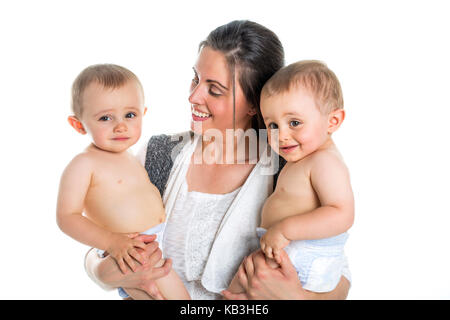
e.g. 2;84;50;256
261;85;330;162
79;80;146;153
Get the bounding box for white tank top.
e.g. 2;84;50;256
163;177;241;300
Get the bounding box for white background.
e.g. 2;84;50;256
1;0;449;299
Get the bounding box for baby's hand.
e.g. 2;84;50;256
107;233;148;274
260;225;290;264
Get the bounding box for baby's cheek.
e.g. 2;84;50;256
302;131;325;152
267;129;279;149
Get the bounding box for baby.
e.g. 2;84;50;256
56;64;190;300
228;60;354;294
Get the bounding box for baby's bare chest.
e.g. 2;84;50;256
91;161;150;189
83;158;164;232
261;163;319;228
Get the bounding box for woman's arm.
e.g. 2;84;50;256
84;234;171;299
222;249;350;300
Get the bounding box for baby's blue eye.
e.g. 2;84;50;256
98;115;112;121
125;112;137;118
290;120;301;127
268;123;278;129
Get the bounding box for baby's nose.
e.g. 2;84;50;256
114;121;127;132
278;129;289;141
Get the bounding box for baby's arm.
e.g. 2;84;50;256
56;154;147;273
261;152;354;262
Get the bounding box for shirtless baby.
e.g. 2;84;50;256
56;64;190;300
228;60;354;294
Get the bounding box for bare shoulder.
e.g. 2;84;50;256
307;147;349;174
62;150;97;177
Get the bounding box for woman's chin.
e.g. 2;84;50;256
190;119;212;135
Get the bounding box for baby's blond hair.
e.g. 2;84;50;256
71;64;143;118
262;60;343;114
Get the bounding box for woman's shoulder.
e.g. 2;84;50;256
146;131;194;153
143;131;194;196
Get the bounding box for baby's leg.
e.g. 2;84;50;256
153;258;191;300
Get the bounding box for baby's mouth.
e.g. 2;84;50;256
279;144;298;153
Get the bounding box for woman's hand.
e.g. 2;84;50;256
222;249;350;300
222;249;304;300
85;234;171;299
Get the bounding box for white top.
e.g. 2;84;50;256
138;133;276;298
163;177;241;299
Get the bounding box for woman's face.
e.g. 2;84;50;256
189;46;255;136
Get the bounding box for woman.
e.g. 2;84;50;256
85;20;351;300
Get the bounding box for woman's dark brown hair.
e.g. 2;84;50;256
199;20;285;131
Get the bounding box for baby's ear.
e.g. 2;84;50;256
143;107;148;116
67;116;87;135
327;109;345;134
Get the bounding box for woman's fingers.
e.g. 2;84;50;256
117;258;128;274
134;234;157;244
237;263;249;290
221;290;248;300
243;255;255;278
146;242;163;266
129;248;146;266
124;254;137;272
277;250;297;277
151;258;172;279
239;255;255;292
132;239;148;251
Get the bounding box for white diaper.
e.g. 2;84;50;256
256;227;349;293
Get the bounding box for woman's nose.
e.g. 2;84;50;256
188;83;205;106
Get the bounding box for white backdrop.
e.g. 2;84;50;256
1;0;449;299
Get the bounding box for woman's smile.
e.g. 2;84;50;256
191;105;212;121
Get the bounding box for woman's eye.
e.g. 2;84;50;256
209;86;222;97
98;115;112;121
192;75;199;85
268;123;278;129
290;120;301;127
125;112;137;119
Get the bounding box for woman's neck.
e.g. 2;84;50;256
198;128;260;165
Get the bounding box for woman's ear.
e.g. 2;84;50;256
67;116;87;135
327;109;345;134
143;107;148;116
